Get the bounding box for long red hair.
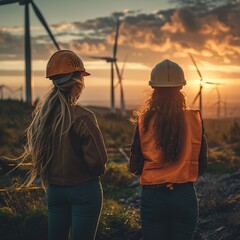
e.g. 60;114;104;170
134;87;188;162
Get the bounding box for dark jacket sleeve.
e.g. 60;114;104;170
78;113;107;175
129;124;145;175
198;119;208;175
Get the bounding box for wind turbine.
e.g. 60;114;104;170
207;82;222;118
189;53;216;115
223;97;228;118
0;85;13;99
14;86;24;101
88;19;123;114
0;0;60;105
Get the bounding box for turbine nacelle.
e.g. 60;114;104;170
19;0;32;5
89;56;117;63
107;58;117;63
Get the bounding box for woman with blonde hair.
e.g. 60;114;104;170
20;50;107;240
130;59;207;240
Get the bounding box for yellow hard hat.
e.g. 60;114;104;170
46;50;90;79
149;59;186;87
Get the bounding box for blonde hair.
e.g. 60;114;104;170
20;72;84;190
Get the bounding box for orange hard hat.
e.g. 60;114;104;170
46;50;90;78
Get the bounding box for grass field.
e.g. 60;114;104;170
0;100;240;239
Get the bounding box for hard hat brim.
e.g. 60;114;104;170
149;80;187;87
82;71;90;76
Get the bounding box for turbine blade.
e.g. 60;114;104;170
120;81;126;115
216;86;221;100
192;91;200;105
110;61;115;112
114;81;120;88
3;85;13;93
189;53;203;81
31;1;60;50
0;84;13;92
14;87;22;92
209;86;216;95
205;82;219;85
114;62;122;84
113;19;120;59
87;56;112;61
210;102;217;107
0;0;18;5
115;62;126;114
120;54;128;79
6;87;14;93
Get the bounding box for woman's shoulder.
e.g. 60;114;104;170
71;105;97;132
73;105;95;119
183;109;201;116
183;109;202;123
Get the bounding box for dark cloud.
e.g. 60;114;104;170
1;1;240;66
0;31;24;60
170;0;233;10
177;8;201;32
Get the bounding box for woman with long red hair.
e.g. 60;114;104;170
130;59;208;240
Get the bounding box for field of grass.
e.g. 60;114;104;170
0;100;240;239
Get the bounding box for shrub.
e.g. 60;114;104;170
0;208;20;240
207;150;238;174
97;199;140;240
18;209;48;240
101;162;133;187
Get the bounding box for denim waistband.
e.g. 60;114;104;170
141;182;193;189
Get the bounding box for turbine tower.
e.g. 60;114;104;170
88;19;125;114
114;55;128;116
0;0;60;105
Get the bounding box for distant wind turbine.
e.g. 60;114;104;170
0;85;13;99
230;107;237;117
0;0;60;105
14;86;24;101
208;82;223;118
189;53;216;115
88;19;126;114
223;97;228;118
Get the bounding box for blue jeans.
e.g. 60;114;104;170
47;178;103;240
140;182;198;240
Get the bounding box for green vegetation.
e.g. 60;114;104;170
204;118;240;174
0;100;139;240
0;100;240;239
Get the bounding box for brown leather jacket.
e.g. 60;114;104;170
48;105;107;185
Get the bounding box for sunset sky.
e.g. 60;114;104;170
0;0;240;118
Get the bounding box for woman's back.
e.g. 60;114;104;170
48;105;107;185
138;110;203;185
130;59;208;240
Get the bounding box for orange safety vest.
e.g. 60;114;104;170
139;110;202;185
